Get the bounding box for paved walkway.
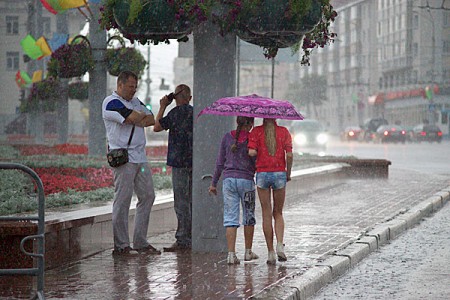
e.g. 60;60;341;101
3;168;450;300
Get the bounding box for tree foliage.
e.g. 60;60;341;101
285;74;327;118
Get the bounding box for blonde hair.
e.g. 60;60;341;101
264;119;277;156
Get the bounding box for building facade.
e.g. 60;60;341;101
0;0;87;137
302;0;450;136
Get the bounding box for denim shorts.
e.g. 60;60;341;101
222;178;256;227
256;172;287;190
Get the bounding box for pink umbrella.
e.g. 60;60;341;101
198;94;304;120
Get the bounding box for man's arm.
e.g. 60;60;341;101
135;114;155;127
153;96;170;132
123;110;146;124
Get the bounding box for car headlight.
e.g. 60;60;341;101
294;134;307;145
316;133;328;145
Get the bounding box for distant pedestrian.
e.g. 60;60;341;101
209;116;259;265
102;70;161;256
248;118;293;264
153;84;193;252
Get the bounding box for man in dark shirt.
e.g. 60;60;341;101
154;84;193;251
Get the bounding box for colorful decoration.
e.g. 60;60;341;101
15;71;32;89
40;0;93;20
48;33;69;52
20;35;43;60
32;70;44;83
35;36;52;58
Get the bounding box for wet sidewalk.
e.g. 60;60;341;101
3;168;450;299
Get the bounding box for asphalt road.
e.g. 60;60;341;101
312;199;450;300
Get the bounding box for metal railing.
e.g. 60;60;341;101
0;163;45;300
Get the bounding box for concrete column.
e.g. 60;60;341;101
88;3;107;156
28;0;44;144
192;22;236;252
56;14;69;144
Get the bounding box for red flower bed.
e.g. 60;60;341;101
18;145;57;156
16;144;88;156
145;146;167;158
54;144;88;155
34;167;114;195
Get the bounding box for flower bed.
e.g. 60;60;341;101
33;167;113;195
0;145;172;215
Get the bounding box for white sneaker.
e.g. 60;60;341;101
267;251;277;265
276;243;287;262
227;252;240;265
244;249;259;261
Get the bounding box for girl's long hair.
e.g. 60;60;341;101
264;119;277;156
231;116;254;152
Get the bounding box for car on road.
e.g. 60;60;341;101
374;125;407;143
411;124;443;143
360;117;389;142
290;119;328;153
340;126;362;142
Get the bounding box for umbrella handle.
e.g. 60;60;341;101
201;174;212;180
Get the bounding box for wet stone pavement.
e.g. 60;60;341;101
2;168;450;299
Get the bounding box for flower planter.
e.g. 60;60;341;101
47;35;94;79
112;0;192;45
106;36;146;77
236;0;322;57
68;81;89;100
20;78;61;113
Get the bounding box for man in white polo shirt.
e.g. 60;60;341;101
102;70;160;256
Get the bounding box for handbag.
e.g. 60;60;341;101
107;125;135;168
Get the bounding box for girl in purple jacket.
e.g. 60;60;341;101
209;116;259;264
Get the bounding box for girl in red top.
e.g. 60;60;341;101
248;118;293;264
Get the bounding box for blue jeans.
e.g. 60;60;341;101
256;172;287;190
222;178;256;227
172;167;192;246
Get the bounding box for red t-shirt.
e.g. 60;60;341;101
248;124;292;172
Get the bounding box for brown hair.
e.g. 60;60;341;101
231;116;254;152
117;70;138;85
264;119;277;156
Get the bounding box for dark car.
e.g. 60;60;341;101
360;117;389;142
412;124;443;143
375;125;407;143
290;119;328;153
341;126;362;141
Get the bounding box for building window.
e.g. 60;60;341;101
413;14;419;29
413;43;418;57
444;12;450;26
444;40;450;54
42;17;51;35
6;16;19;35
7;52;20;71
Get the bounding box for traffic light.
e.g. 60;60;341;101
424;86;433;100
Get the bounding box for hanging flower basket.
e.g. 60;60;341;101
20;77;61;113
98;0;337;63
68;81;89;100
236;0;322;58
106;36;147;77
99;0;212;45
47;35;94;78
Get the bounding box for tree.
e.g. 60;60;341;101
285;74;327;119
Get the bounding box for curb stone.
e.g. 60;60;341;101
259;186;450;300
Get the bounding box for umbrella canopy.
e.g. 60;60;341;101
198;94;304;120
